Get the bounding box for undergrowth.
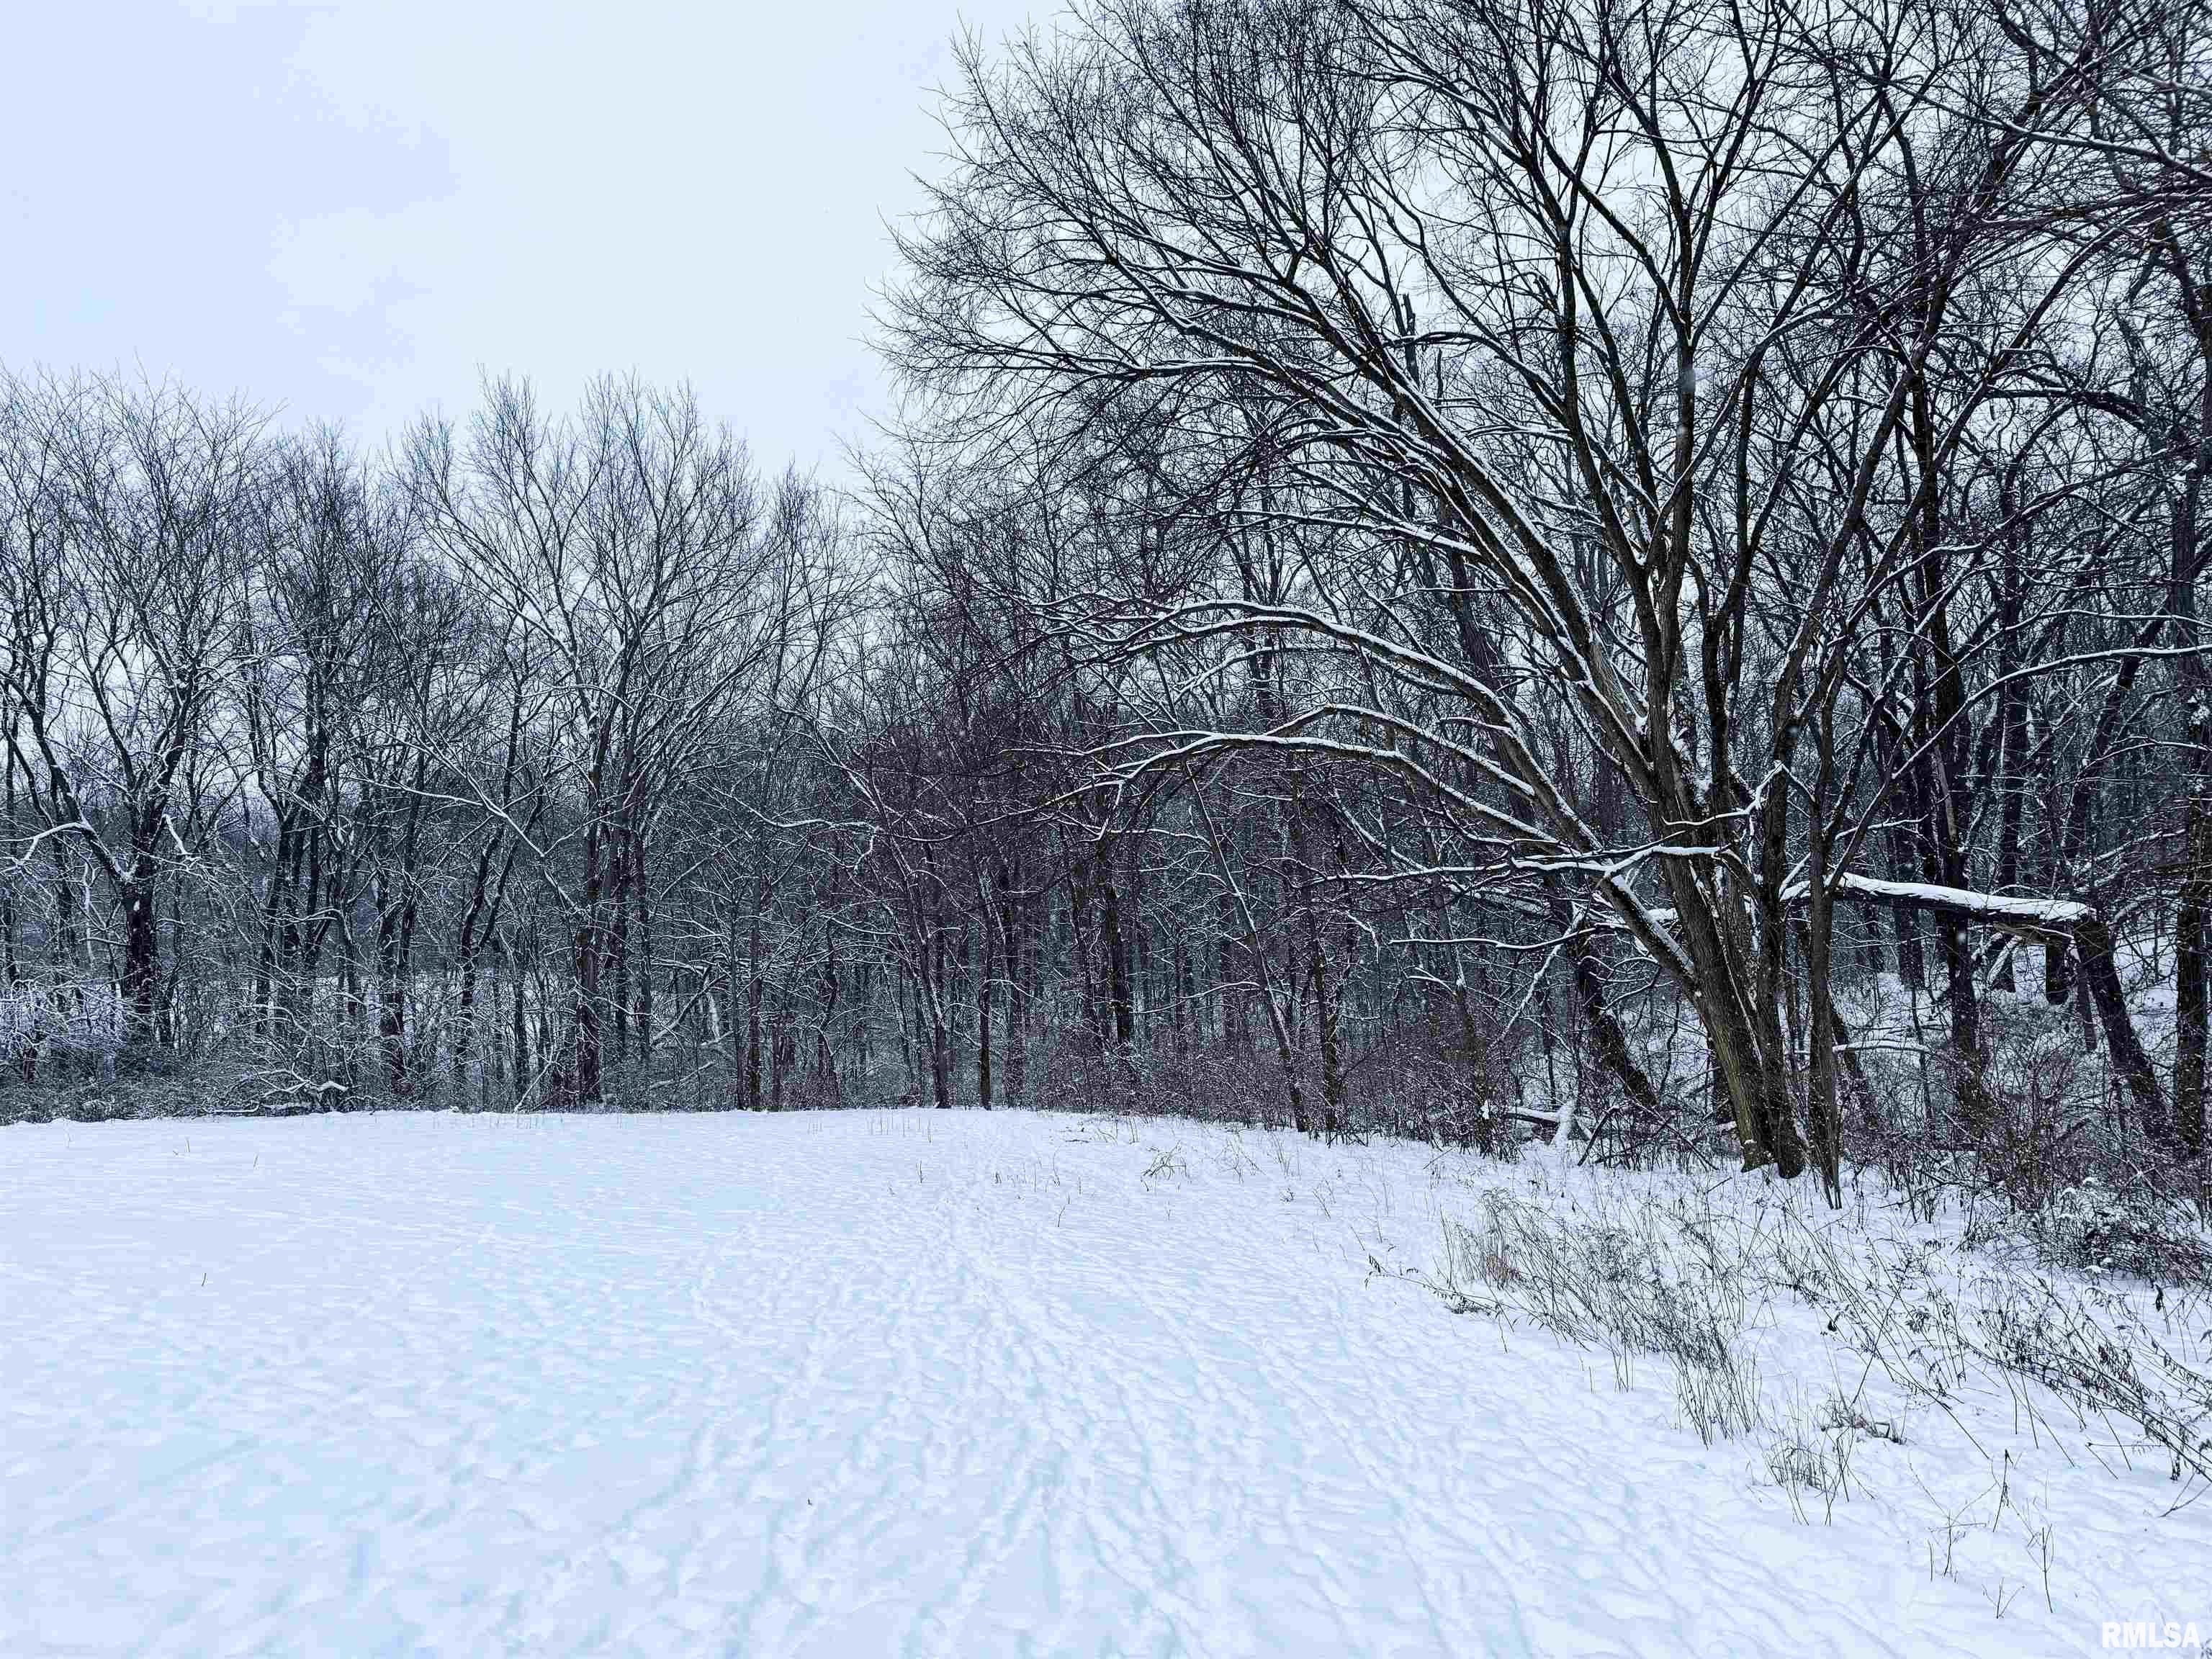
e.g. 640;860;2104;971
1422;1163;2212;1521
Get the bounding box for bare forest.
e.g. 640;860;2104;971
6;0;2212;1228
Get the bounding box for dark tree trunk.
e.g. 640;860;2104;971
2077;911;2169;1138
633;827;653;1067
999;870;1025;1106
2172;343;2211;1158
1571;943;1662;1124
377;871;405;1096
511;939;530;1104
608;821;631;1064
1218;890;1249;1052
1067;839;1105;1049
976;924;994;1110
120;860;159;1045
1092;839;1133;1054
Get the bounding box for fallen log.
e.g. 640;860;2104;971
1791;874;2167;1138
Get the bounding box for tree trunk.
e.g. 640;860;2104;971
976;924;994;1110
1807;715;1843;1204
1570;942;1662;1125
999;872;1025;1106
1098;845;1134;1052
511;938;530;1105
633;827;654;1065
2175;757;2208;1157
1067;837;1105;1049
120;853;160;1046
2078;916;2170;1140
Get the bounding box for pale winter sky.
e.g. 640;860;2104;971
1;0;1040;474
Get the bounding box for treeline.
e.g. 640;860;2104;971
863;0;2212;1202
0;374;864;1112
5;0;2211;1212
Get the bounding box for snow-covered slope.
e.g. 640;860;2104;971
1;1109;2200;1656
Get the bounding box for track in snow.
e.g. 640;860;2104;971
1;1108;2198;1655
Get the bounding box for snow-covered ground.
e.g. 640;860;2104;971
2;1108;2203;1657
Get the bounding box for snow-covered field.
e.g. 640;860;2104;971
2;1108;2203;1657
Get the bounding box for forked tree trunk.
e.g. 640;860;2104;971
1658;862;1807;1177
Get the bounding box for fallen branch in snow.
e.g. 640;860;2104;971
1784;874;2087;940
1787;875;2169;1135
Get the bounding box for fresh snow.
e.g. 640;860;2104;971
1809;874;2092;932
2;1108;2202;1656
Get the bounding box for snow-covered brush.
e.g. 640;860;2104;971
1431;1184;1763;1438
1777;1205;2212;1512
1972;1280;2212;1501
0;981;125;1082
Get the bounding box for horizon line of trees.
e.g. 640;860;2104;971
5;0;2211;1216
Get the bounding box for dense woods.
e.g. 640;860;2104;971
4;0;2210;1215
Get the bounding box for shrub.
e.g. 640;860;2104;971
2028;1180;2212;1286
1434;1185;1764;1440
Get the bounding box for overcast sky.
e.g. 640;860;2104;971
1;0;1038;475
